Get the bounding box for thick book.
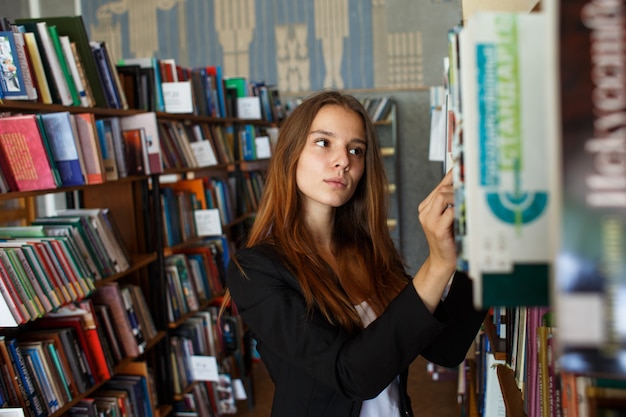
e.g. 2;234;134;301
555;0;626;377
0;114;57;192
39;112;85;187
458;11;553;308
91;282;142;358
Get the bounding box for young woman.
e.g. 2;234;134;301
225;90;486;417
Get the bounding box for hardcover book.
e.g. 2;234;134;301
39;112;85;187
0;114;57;192
0;31;28;99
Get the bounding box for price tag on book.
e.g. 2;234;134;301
162;81;194;113
195;208;223;236
190;355;219;381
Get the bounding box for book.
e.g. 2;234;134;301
100;117;129;178
121;128;146;176
30;21;73;105
120;112;164;174
0;114;57;192
15;16;108;107
91;282;143;358
0;31;28;99
90;40;122;109
56;208;131;274
9;28;39;101
47;25;81;106
72;113;106;184
22;31;52;104
94;119;120;181
39;112;85;187
457;11;553;308
5;337;47;417
59;35;90;107
93;304;123;364
18;341;63;413
555;0;626;377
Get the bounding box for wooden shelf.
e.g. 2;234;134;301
496;364;527;417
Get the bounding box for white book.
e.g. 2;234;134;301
459;11;555;308
35;21;73;106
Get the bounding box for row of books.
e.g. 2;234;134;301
168;307;245;414
159;175;265;249
0;110;165;193
0;208;132;327
0;287;157;416
166;243;226;324
67;361;158;417
0;14;287;125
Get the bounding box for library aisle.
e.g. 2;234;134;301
234;356;459;417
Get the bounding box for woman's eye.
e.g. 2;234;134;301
349;147;365;156
315;139;329;147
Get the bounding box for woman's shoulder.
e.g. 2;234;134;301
229;243;286;274
234;242;280;262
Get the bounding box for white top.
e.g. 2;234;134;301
355;301;402;417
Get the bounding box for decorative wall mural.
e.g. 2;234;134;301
80;0;434;92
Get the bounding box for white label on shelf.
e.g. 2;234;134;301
190;141;218;167
255;136;272;158
195;208;223;236
237;96;262;119
0;409;26;417
233;378;248;400
162;81;194;113
190;355;219;381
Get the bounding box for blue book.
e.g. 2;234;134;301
5;338;46;417
20;343;60;413
0;31;28;99
38;112;85;187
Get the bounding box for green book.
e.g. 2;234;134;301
47;25;81;106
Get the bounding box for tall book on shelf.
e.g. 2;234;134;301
554;0;626;376
457;10;555;308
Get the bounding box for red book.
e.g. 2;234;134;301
0;114;57;192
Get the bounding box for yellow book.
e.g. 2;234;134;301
23;32;52;104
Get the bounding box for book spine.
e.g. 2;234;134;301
6;339;46;417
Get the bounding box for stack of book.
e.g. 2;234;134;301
0;207;132;327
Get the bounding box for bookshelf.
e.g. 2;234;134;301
374;102;402;252
0;103;271;416
446;1;626;417
0;15;277;417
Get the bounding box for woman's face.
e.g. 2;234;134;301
295;104;366;213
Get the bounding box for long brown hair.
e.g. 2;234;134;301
227;91;408;331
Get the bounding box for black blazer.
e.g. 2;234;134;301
226;244;486;417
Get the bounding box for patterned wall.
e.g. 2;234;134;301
79;0;462;93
